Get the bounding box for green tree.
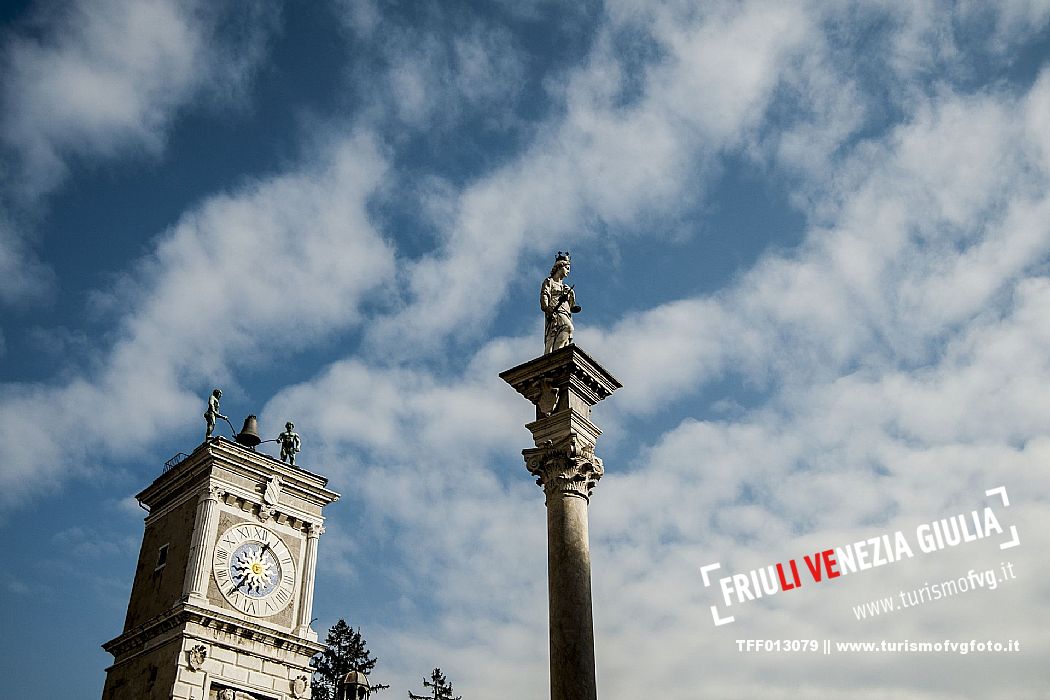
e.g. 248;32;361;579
408;668;461;700
310;619;389;700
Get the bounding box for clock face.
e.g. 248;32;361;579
212;523;296;618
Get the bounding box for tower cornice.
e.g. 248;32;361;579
102;600;324;662
138;437;339;517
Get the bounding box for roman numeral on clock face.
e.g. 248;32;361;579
212;523;297;618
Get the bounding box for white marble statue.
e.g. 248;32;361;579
541;251;580;354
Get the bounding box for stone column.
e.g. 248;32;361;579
185;484;223;602
294;522;323;641
501;345;621;700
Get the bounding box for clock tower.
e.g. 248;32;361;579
101;437;340;700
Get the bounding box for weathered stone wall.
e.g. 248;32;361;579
124;495;198;630
101;636;182;700
186;625;315;700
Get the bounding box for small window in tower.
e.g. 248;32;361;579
155;543;169;571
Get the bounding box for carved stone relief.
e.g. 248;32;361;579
187;643;207;671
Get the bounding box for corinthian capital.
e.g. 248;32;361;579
523;433;604;502
201;484;224;501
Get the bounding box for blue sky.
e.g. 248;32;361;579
2;1;1049;698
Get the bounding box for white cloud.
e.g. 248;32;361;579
961;0;1050;53
290;6;1050;698
0;214;54;304
4;1;1050;697
579;74;1050;415
0;130;394;512
1;0;276;200
335;5;526;131
364;0;817;356
0;0;278;306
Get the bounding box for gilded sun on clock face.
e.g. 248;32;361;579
212;523;296;618
233;543;279;595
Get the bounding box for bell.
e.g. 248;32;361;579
236;415;262;448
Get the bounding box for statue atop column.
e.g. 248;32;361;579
541;251;582;354
500;333;620;700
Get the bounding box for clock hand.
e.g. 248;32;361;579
257;541;278;576
226;570;247;596
225;543;278;598
226;557;252;595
